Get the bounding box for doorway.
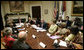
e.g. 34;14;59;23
32;6;41;20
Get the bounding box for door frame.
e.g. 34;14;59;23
30;5;42;20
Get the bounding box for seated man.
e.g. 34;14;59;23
26;17;34;25
48;20;58;35
39;19;48;30
12;31;31;49
63;16;72;28
4;27;15;49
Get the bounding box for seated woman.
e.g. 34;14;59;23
3;27;16;49
65;25;79;42
48;20;58;35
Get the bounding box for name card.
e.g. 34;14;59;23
47;33;51;37
32;35;36;39
53;39;58;44
39;42;46;48
25;30;28;33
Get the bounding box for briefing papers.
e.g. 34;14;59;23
16;23;24;28
59;40;67;47
31;25;46;32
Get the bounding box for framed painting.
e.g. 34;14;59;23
71;1;83;16
9;1;24;12
44;9;48;14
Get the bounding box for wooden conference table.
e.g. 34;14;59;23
23;26;70;49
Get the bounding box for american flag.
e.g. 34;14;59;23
53;1;57;18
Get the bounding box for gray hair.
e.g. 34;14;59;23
4;27;12;35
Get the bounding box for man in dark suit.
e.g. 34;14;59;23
63;16;72;28
26;17;34;25
12;31;31;49
39;19;48;30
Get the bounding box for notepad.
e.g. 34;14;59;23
39;42;46;48
59;40;67;47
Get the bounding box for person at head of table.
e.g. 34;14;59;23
48;20;58;35
63;16;72;28
65;25;79;42
39;19;48;30
26;17;34;25
12;31;31;49
54;22;70;37
56;16;63;25
3;27;15;49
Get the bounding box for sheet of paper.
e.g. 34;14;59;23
59;40;67;47
16;25;21;28
31;25;37;28
50;35;61;39
39;42;46;48
35;27;43;30
37;29;46;32
18;28;25;31
16;23;24;26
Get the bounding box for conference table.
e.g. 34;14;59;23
21;25;71;49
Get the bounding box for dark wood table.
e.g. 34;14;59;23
25;27;70;49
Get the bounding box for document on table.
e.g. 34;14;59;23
50;35;61;39
31;25;43;30
16;25;21;28
37;29;46;32
18;28;25;31
59;40;67;47
31;25;37;29
16;23;24;28
16;23;24;26
35;27;43;30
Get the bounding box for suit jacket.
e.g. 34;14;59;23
26;20;34;24
40;22;48;30
35;19;41;25
63;20;72;28
12;40;31;49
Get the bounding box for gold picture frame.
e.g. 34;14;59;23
71;1;83;16
9;1;24;12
